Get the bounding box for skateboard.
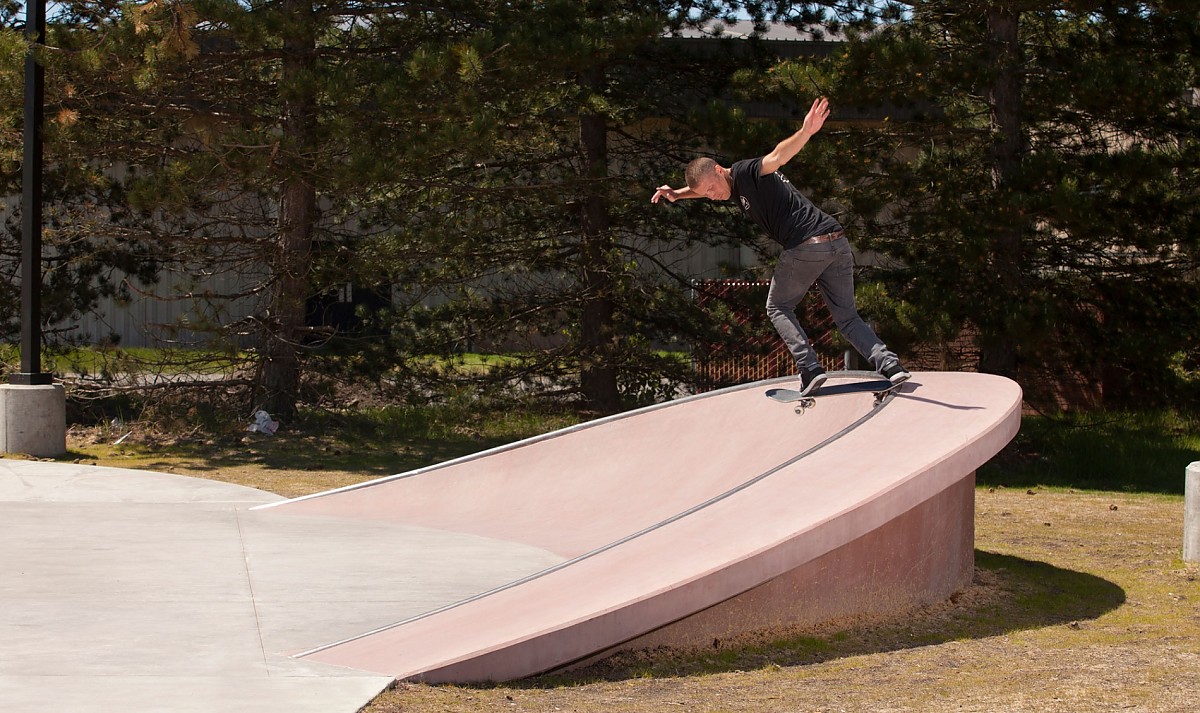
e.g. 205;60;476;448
765;378;906;414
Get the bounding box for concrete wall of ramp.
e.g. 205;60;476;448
610;472;976;655
258;371;1022;682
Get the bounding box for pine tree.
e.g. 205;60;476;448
8;1;769;414
759;1;1200;404
0;2;167;346
9;1;523;417
368;1;775;413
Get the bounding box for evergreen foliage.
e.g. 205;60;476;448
2;1;1197;416
1;2;163;345
333;1;776;412
6;1;545;416
757;1;1200;405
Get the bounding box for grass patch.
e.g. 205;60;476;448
0;344;245;377
61;396;582;498
412;352;523;375
980;409;1200;494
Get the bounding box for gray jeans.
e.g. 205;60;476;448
765;236;896;372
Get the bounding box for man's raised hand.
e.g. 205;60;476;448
802;96;830;137
651;185;679;204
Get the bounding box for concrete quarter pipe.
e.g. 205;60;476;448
258;370;1022;683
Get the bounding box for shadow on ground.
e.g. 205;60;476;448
65;403;582;492
502;550;1125;687
979;410;1200;495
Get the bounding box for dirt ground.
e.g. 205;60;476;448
361;488;1200;713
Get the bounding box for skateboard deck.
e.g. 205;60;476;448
766;378;906;413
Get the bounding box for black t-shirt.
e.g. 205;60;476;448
729;157;842;249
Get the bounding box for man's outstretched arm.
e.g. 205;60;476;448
759;96;830;176
651;185;703;203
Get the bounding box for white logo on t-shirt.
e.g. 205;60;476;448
740;196;750;211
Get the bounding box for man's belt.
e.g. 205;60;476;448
805;230;845;244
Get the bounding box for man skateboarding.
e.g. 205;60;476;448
651;96;909;396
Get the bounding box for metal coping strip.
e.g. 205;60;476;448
291;382;900;659
255;372;886;511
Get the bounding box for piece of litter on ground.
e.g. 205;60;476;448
113;431;133;446
247;410;280;436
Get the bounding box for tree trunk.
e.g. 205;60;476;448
978;4;1023;379
260;1;316;419
578;66;621;414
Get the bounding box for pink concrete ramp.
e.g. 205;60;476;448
257;371;1021;682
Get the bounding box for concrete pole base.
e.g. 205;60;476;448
1186;462;1200;563
0;383;66;457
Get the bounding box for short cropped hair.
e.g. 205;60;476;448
685;157;719;188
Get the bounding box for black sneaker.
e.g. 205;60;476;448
879;359;911;385
799;365;828;396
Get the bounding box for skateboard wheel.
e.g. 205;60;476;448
793;398;815;414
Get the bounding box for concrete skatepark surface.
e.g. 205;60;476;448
0;371;1021;712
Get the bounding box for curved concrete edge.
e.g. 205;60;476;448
445;474;977;680
296;373;1022;683
587;471;976;659
260;372;882;557
402;443;1000;684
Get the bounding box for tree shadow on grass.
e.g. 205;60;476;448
65;402;581;489
979;410;1200;495
505;550;1125;687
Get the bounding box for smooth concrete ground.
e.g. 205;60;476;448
0;460;563;713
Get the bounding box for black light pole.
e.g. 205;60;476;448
12;0;51;386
